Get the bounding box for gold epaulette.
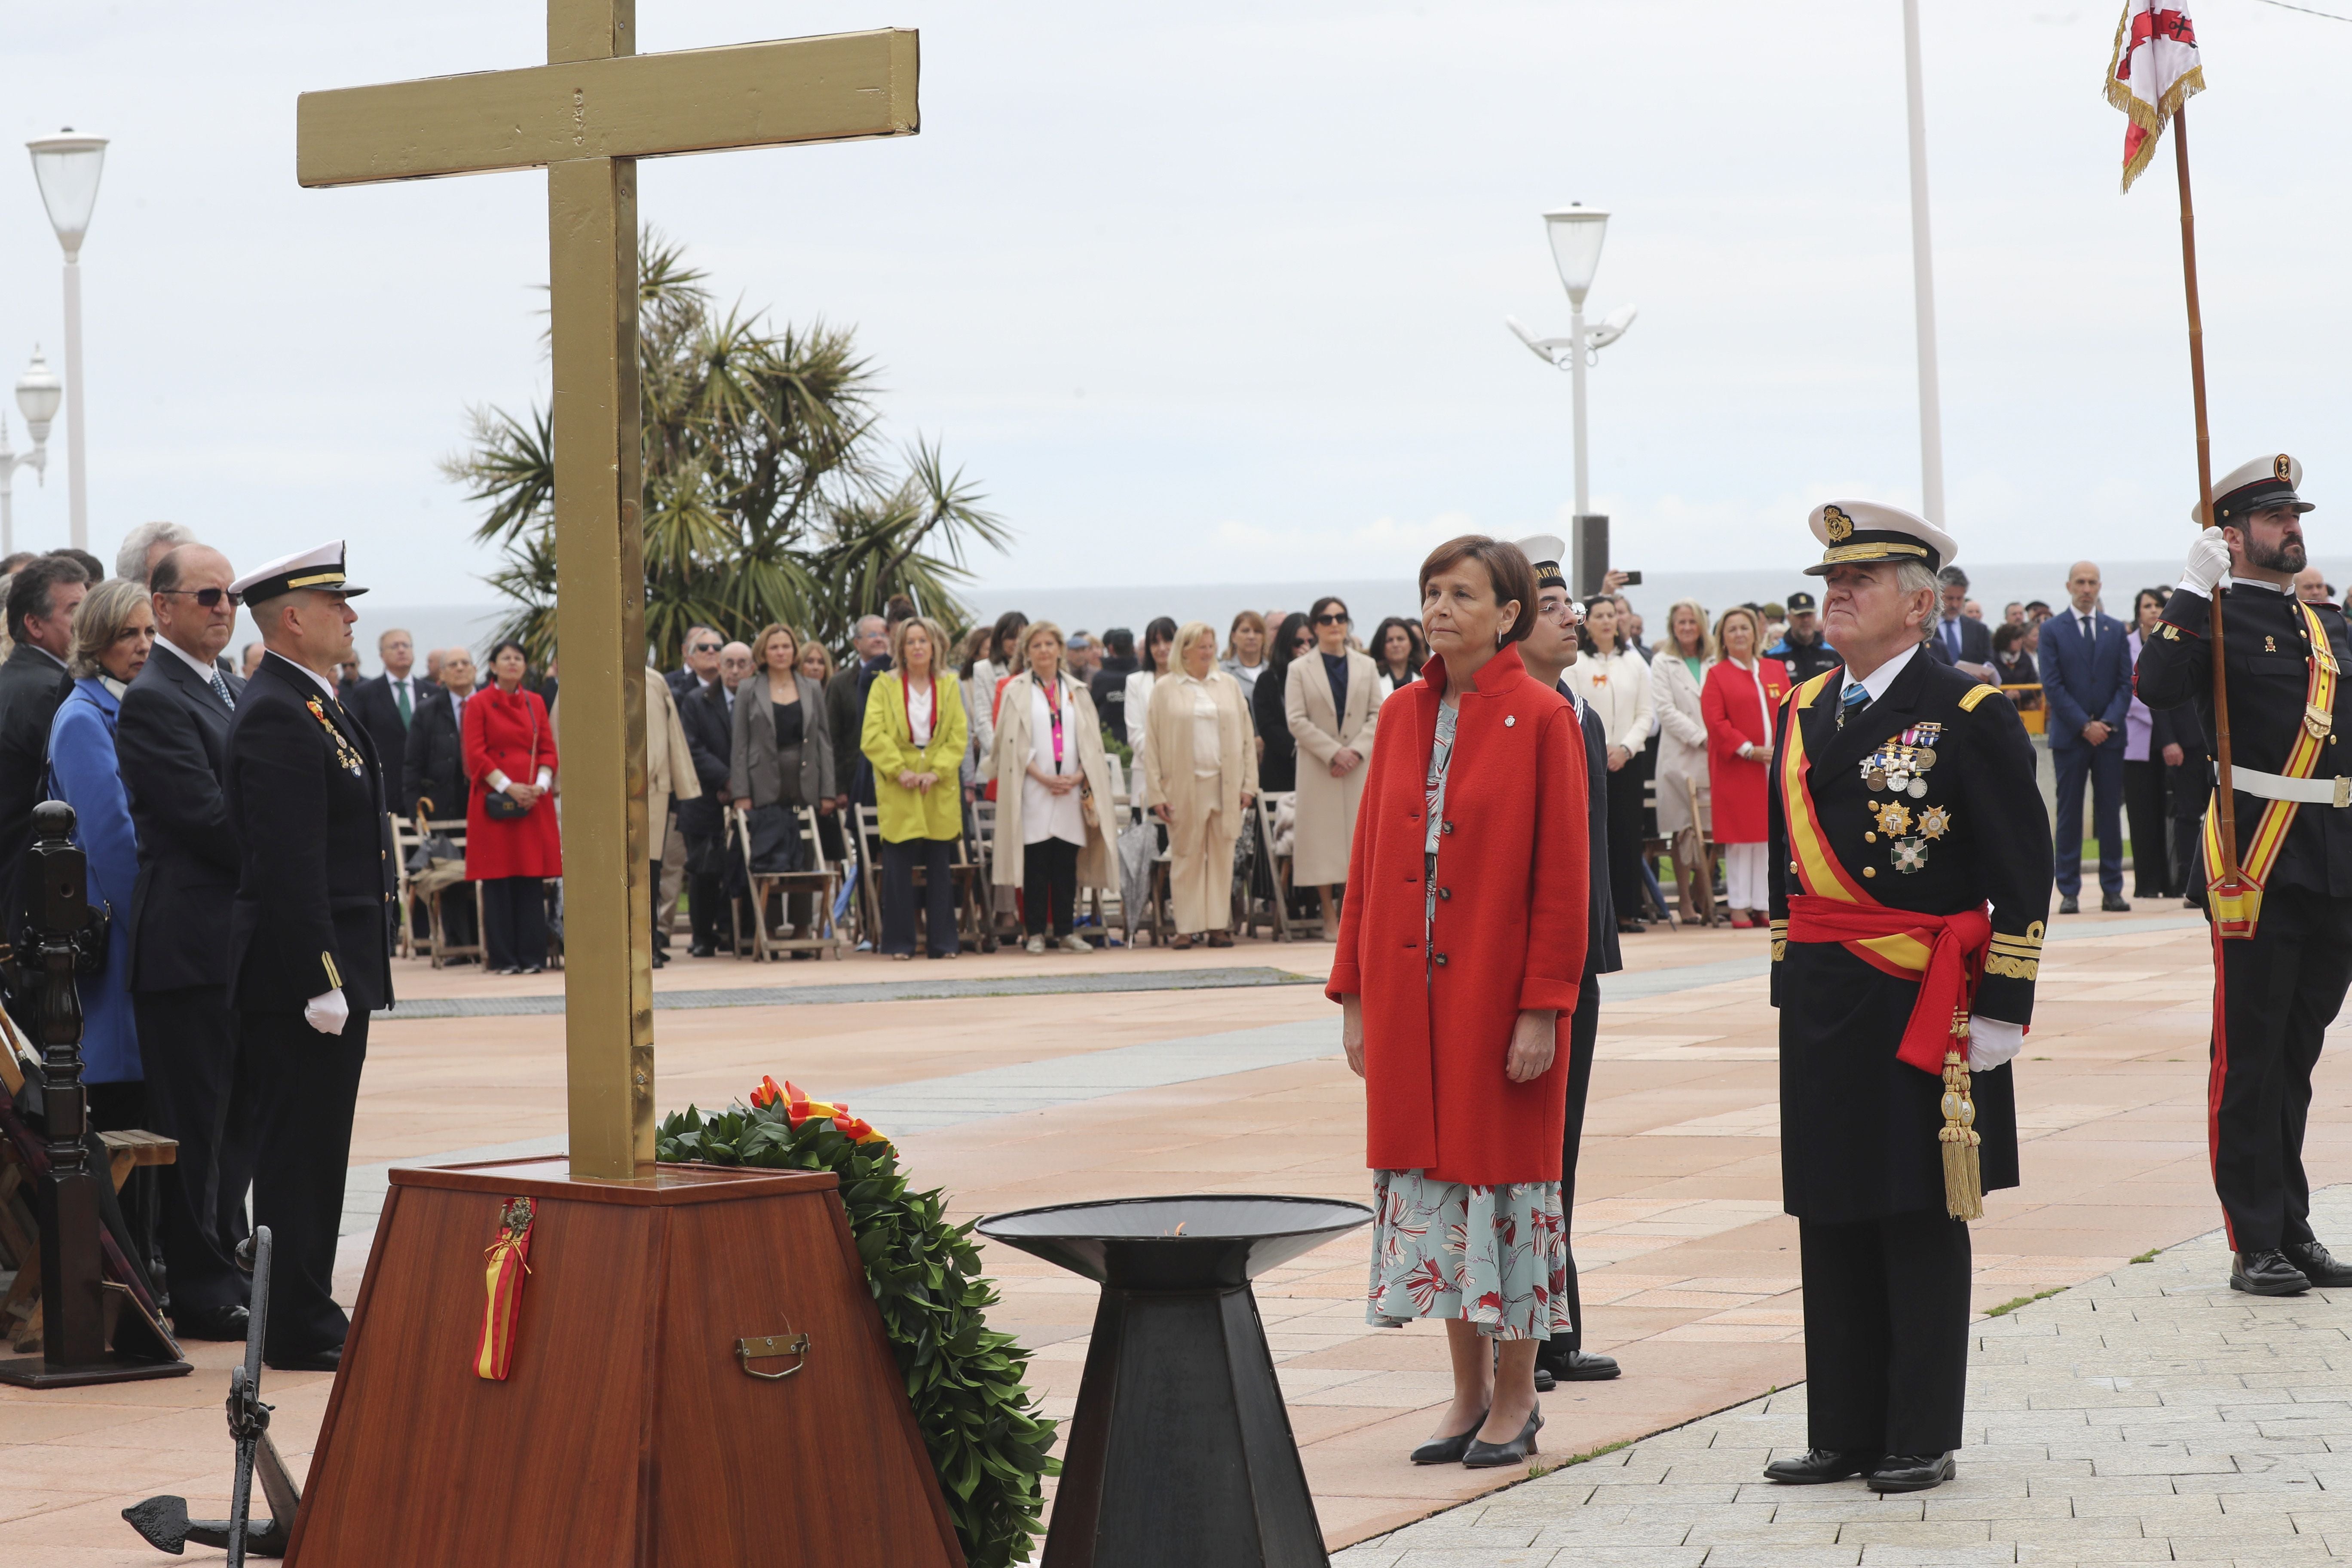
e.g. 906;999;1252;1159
1984;920;2043;981
1957;684;1999;713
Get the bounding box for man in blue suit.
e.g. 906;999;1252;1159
1929;566;1996;682
2040;560;2132;912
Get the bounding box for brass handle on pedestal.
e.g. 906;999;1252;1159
735;1332;810;1380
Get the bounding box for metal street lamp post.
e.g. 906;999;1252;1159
27;132;107;552
0;349;61;555
1507;204;1638;597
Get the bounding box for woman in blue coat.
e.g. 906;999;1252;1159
46;577;158;1115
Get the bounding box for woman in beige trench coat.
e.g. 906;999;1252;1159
1142;622;1258;947
1286;594;1380;937
985;622;1117;952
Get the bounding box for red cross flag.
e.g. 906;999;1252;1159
2107;2;2206;191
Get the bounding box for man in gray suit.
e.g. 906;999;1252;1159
116;543;253;1340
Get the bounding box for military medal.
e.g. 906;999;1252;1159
1873;800;1912;836
1891;836;1929;873
1908;776;1928;798
1917;805;1951;840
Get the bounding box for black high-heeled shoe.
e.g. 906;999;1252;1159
1462;1404;1543;1468
1409;1409;1489;1466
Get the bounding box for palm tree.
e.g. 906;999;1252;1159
447;233;1008;665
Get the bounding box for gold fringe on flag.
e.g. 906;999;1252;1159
2105;2;2207;193
1940;1011;1983;1221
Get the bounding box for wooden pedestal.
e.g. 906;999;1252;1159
286;1158;964;1568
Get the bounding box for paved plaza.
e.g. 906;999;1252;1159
6;909;2352;1562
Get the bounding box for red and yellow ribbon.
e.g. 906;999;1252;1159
750;1075;890;1147
474;1196;535;1381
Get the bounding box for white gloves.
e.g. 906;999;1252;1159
305;987;350;1036
1968;1015;2024;1073
2180;525;2230;597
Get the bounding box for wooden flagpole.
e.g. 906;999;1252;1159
2174;105;2252;936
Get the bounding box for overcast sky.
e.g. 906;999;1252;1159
0;0;2343;606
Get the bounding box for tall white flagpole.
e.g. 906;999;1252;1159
1901;0;1948;527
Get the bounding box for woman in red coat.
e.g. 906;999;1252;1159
464;639;561;973
1700;605;1788;928
1330;536;1590;1471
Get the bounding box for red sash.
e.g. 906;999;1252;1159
1785;895;1991;1075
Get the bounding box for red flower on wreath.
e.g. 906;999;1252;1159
748;1077;890;1146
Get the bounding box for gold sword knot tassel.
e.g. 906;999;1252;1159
1940;1008;1984;1221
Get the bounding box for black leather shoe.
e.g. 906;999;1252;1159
1462;1405;1542;1468
689;943;716;959
1556;1349;1620;1381
1868;1452;1955;1492
2235;1249;2315;1295
2101;894;2131;913
1531;1368;1554;1392
1763;1449;1878;1485
172;1304;251;1342
1410;1409;1488;1465
266;1344;342;1373
2287;1241;2352;1288
2058;895;2080;915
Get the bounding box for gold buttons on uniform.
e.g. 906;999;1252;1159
1862;867;1877;878
1865;832;1877;843
1790;861;1800;874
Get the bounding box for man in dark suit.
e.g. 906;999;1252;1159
676;660;736;956
403;646;479;954
1929;567;1996;682
349;626;436;811
0;554;87;933
116;542;254;1340
827;614;893;807
666;625;720;699
2040;560;2133;913
1515;535;1624;1390
224;542;395;1372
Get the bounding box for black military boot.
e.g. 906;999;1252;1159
2286;1241;2352;1288
2231;1249;2312;1296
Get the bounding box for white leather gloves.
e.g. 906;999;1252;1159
2180;525;2230;597
1968;1015;2025;1073
305;987;350;1036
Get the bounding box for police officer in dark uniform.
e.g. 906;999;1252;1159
2134;454;2352;1297
1516;536;1624;1390
1765;502;2051;1494
1766;589;1844;684
224;542;395;1371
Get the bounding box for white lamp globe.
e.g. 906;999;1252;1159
28;132;108;256
1543;205;1610;308
15;349;61;444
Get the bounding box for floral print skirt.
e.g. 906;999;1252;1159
1365;1169;1572;1341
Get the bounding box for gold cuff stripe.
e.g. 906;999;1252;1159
322;952;343;988
1988;935;2043;952
1984;954;2039;981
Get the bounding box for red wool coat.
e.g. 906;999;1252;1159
1700;658;1788;845
462;685;562;880
1326;644;1590;1186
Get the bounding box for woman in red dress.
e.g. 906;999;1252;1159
464;639;561;973
1699;606;1788;928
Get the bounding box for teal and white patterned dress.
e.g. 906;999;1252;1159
1364;698;1573;1341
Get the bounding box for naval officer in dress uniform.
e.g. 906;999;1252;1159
1515;536;1624;1390
2134;455;2352;1297
1764;502;2051;1493
224;542;395;1371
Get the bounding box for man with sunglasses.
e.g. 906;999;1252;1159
115;542;257;1342
667;626;722;700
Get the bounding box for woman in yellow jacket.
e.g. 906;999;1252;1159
860;617;969;959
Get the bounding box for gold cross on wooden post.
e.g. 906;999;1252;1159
297;8;918;1180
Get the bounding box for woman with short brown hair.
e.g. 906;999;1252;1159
1333;534;1589;1470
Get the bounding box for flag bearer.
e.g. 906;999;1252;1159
1764;502;2050;1494
2135;456;2352;1297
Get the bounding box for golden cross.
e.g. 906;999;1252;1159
297;7;918;1180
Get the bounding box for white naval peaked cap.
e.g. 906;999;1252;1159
230;540;370;602
1513;533;1569;589
1802;499;1957;577
2197;453;2312;525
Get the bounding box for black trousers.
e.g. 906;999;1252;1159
2122;757;2170;898
882;836;959;956
1536;979;1601;1372
1604;754;1648;922
683;829;726;950
481;876;548;971
1024;836;1080;937
241;1008;369;1359
1798;1210;1972;1458
2209;887;2352;1253
132;986;254;1315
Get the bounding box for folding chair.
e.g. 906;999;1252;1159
1245;790;1298;941
731;804;845;961
410;814;486;968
